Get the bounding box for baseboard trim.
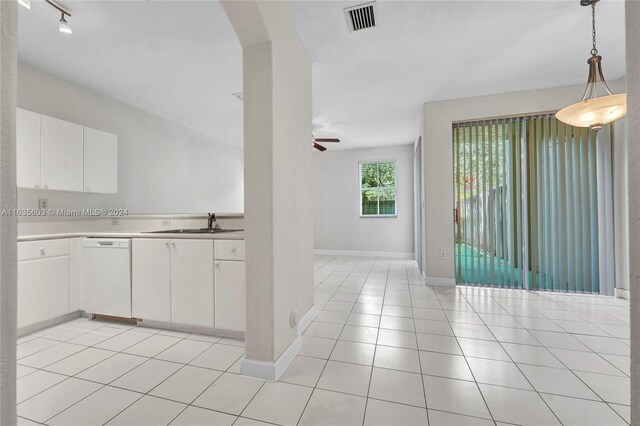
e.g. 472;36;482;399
424;276;456;287
615;288;630;300
298;305;317;334
137;319;244;340
314;249;414;259
241;335;302;381
18;311;82;337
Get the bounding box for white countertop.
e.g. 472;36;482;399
18;231;245;242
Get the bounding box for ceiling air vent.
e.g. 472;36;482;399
344;2;377;32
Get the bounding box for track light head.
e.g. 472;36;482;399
59;13;72;34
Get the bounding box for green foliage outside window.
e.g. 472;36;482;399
360;162;396;216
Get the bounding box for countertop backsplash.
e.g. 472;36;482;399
17;214;244;237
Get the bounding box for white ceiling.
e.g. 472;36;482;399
18;0;244;149
294;0;626;150
18;1;626;152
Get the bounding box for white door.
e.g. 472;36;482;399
40;115;83;191
84;127;117;193
214;260;245;332
18;256;70;329
171;239;214;327
132;239;171;322
16;109;41;189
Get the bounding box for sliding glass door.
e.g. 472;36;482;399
453;114;614;294
453;119;525;287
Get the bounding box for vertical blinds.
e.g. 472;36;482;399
453;118;525;288
453;114;614;293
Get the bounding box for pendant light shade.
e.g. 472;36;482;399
59;13;72;34
555;94;626;131
556;0;626;131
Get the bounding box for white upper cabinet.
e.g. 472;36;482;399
40;115;84;191
16;108;41;189
16;109;118;194
84;126;117;194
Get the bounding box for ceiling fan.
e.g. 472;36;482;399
312;136;340;152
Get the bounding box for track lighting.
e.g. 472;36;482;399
17;0;74;35
58;12;72;34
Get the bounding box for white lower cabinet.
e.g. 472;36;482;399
131;238;246;331
69;238;85;312
132;238;214;327
214;260;246;332
17;239;71;330
171;239;214;327
132;239;171;322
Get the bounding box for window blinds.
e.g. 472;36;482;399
453;114;614;294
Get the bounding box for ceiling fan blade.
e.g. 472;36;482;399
314;138;340;143
313;142;327;152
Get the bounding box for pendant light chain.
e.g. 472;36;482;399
591;2;598;56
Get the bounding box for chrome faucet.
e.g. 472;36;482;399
207;213;221;230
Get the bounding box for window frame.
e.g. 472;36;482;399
359;160;398;218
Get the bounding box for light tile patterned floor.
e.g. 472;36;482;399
16;255;630;425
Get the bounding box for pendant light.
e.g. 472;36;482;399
556;0;626;131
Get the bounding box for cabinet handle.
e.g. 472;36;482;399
40;248;46;256
216;263;220;269
171;241;176;248
165;241;170;247
35;184;40;188
231;248;237;254
43;185;48;189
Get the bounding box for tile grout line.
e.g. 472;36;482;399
361;256;391;426
297;255;375;426
458;288;569;426
433;287;497;424
21;323;244;425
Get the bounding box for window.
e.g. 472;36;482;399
360;161;396;216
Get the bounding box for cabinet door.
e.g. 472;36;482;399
40;115;83;191
214;260;245;332
18;256;70;329
16;109;41;189
69;238;85;312
132;239;171;322
171;239;214;327
84;127;117;193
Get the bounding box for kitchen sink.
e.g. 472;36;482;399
146;228;243;234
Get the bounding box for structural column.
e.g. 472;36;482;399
221;0;314;380
0;0;18;423
627;1;640;423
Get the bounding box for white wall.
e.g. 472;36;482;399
313;144;414;256
0;1;18;423
420;78;627;285
625;1;640;422
17;63;244;214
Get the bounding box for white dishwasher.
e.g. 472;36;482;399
83;238;132;318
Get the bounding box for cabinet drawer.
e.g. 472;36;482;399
214;240;245;261
18;239;70;261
